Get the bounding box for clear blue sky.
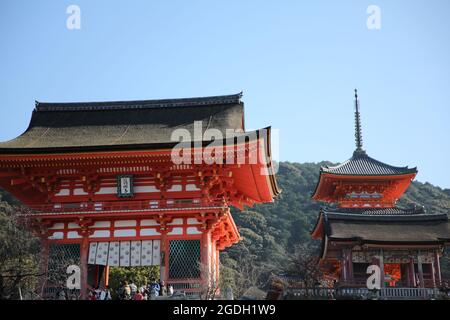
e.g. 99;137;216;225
1;0;449;188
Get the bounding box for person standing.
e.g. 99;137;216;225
129;279;138;298
120;281;131;300
133;289;144;300
159;280;167;296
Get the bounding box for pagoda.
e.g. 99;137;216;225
0;93;280;299
311;90;450;295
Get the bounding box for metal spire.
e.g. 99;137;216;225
354;89;364;153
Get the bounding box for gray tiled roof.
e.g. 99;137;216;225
0;93;245;153
321;210;450;243
321;150;417;176
322;206;425;216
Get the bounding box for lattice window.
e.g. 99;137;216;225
169;240;201;279
46;244;81;293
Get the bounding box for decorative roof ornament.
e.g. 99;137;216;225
354;89;365;155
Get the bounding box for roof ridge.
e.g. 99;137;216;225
322;205;427;215
320;151;417;175
35;92;243;112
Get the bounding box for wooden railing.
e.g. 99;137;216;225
167;279;202;297
28;198;226;214
286;286;447;300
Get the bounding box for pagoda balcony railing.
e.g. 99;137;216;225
28;198;227;214
338;278;443;289
286;286;446;300
285;279;450;300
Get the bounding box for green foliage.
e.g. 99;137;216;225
108;266;159;298
0;198;41;299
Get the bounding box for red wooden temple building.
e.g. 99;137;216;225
311;90;450;297
0;93;279;299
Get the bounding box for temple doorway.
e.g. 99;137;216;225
384;263;402;287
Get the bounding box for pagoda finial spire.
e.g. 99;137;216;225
354;89;364;154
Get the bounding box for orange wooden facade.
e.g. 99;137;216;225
0;94;280;299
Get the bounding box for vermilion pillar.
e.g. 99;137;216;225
417;251;425;288
408;258;416;287
216;247;220;285
160;230;168;283
104;266;110;288
201;229;212;283
435;251;442;286
379;250;385;288
80;236;89;300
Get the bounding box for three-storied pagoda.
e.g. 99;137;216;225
0;93;280;299
311;90;450;291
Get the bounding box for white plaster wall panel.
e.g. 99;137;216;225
130;241;142;266
187;218;200;225
90;230;111;238
167;185;182;192
88;243;98;264
186;184;200;191
114;229;136;237
95;187;116;195
186;227;202;235
95;242;109;266
89;221;111;228
67;223;80;229
135;185;158;193
141;219;158;226
48;232;64;240
107;242;120;266
168;218;183;225
114;220;137;227
73;188;88;195
49;223;64;229
141;240;153;266
67;231;82;239
168;227;183;235
152;240;161;265
140;228;160;236
119;241;131;266
55;189;70;196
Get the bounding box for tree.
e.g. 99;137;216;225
0;200;42;299
285;243;323;289
108;266;159;298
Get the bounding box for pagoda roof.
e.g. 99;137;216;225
320;150;418;176
0;93;245;153
322;206;426;216
311;207;450;244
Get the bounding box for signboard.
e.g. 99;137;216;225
117;175;134;198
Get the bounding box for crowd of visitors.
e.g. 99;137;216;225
88;279;174;300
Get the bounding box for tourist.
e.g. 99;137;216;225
129;279;138;297
159;280;167;296
89;289;97;300
133;289;144;300
99;285;112;300
150;279;160;297
119;281;131;300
